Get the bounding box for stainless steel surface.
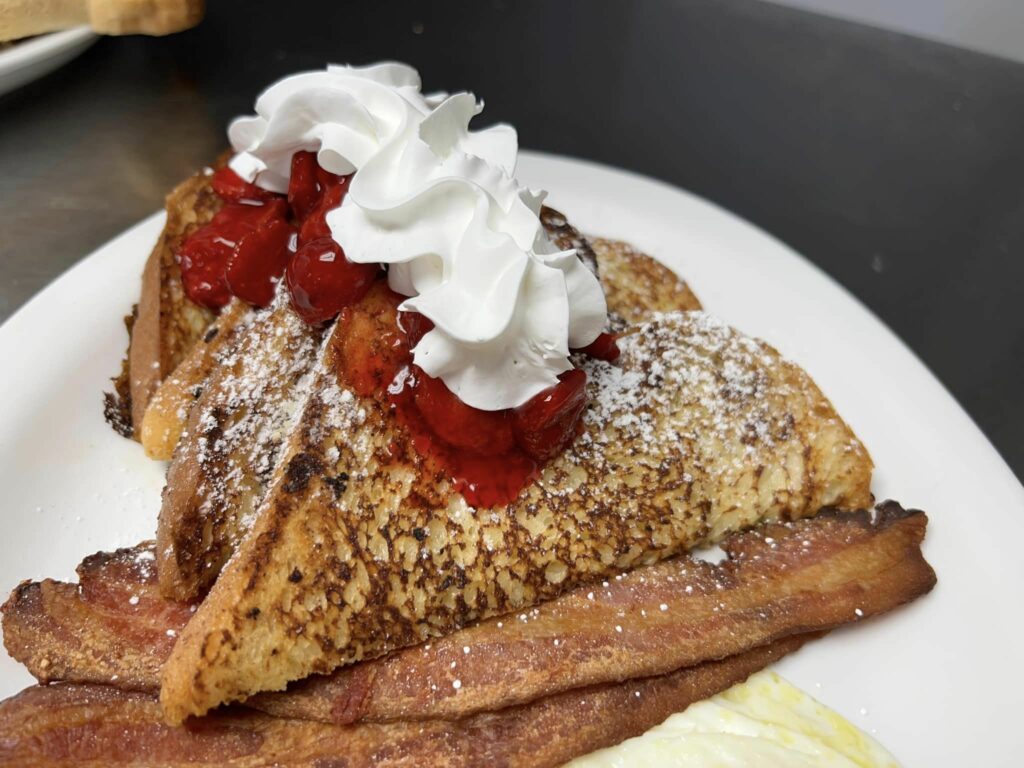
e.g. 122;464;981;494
0;0;1021;478
0;43;222;319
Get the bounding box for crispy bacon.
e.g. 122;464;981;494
0;637;808;768
1;503;935;724
1;545;194;691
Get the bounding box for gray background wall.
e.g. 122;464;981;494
767;0;1024;63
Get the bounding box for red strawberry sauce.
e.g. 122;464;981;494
177;153;365;316
333;284;615;507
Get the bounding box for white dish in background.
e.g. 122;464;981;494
0;151;1021;766
0;26;97;97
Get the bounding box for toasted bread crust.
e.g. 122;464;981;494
160;295;873;721
540;206;599;274
592;238;702;326
128;169;220;437
89;0;205;36
103;308;138;438
0;0;205;41
156;295;323;601
140;299;253;460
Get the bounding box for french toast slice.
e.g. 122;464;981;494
156;292;324;601
592;238;702;329
154;216;699;602
159;289;872;722
135;243;276;463
123;167;221;438
140;299;254;460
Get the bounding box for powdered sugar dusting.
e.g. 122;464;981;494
527;308;860;544
559;312;788;476
175;288;324;552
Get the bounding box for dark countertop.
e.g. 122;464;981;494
2;0;1021;480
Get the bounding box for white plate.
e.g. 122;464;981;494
0;26;97;97
1;151;1021;766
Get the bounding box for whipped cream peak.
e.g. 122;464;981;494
228;62;433;192
228;62;608;411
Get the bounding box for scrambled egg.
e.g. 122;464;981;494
567;671;900;767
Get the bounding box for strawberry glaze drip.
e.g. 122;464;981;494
335;285;600;507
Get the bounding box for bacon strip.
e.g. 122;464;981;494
1;546;195;691
0;637;808;768
1;503;935;724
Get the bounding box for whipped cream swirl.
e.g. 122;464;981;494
228;63;607;411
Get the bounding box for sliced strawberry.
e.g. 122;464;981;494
397;310;435;348
177;199;289;310
210;166;279;203
413;370;516;456
225;219;296;307
286;237;378;325
287;151;322;220
298;177;350;245
512;369;588;461
177;229;234;309
575;332;620;362
219;198;289;228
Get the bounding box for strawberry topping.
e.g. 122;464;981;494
298;179;349;245
286;237;378;325
287;151;322;220
575;332;620;362
413;370;517;456
513;369;589;461
177;199;288;309
177;156;352;312
210;166;279;203
397;310;434;348
225;219;296;307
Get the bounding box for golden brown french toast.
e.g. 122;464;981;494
125;168;221;438
140;299;253;459
156;293;324;601
592;238;702;327
159;286;872;722
154;214;701;602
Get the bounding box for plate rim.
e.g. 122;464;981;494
0;26;97;73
